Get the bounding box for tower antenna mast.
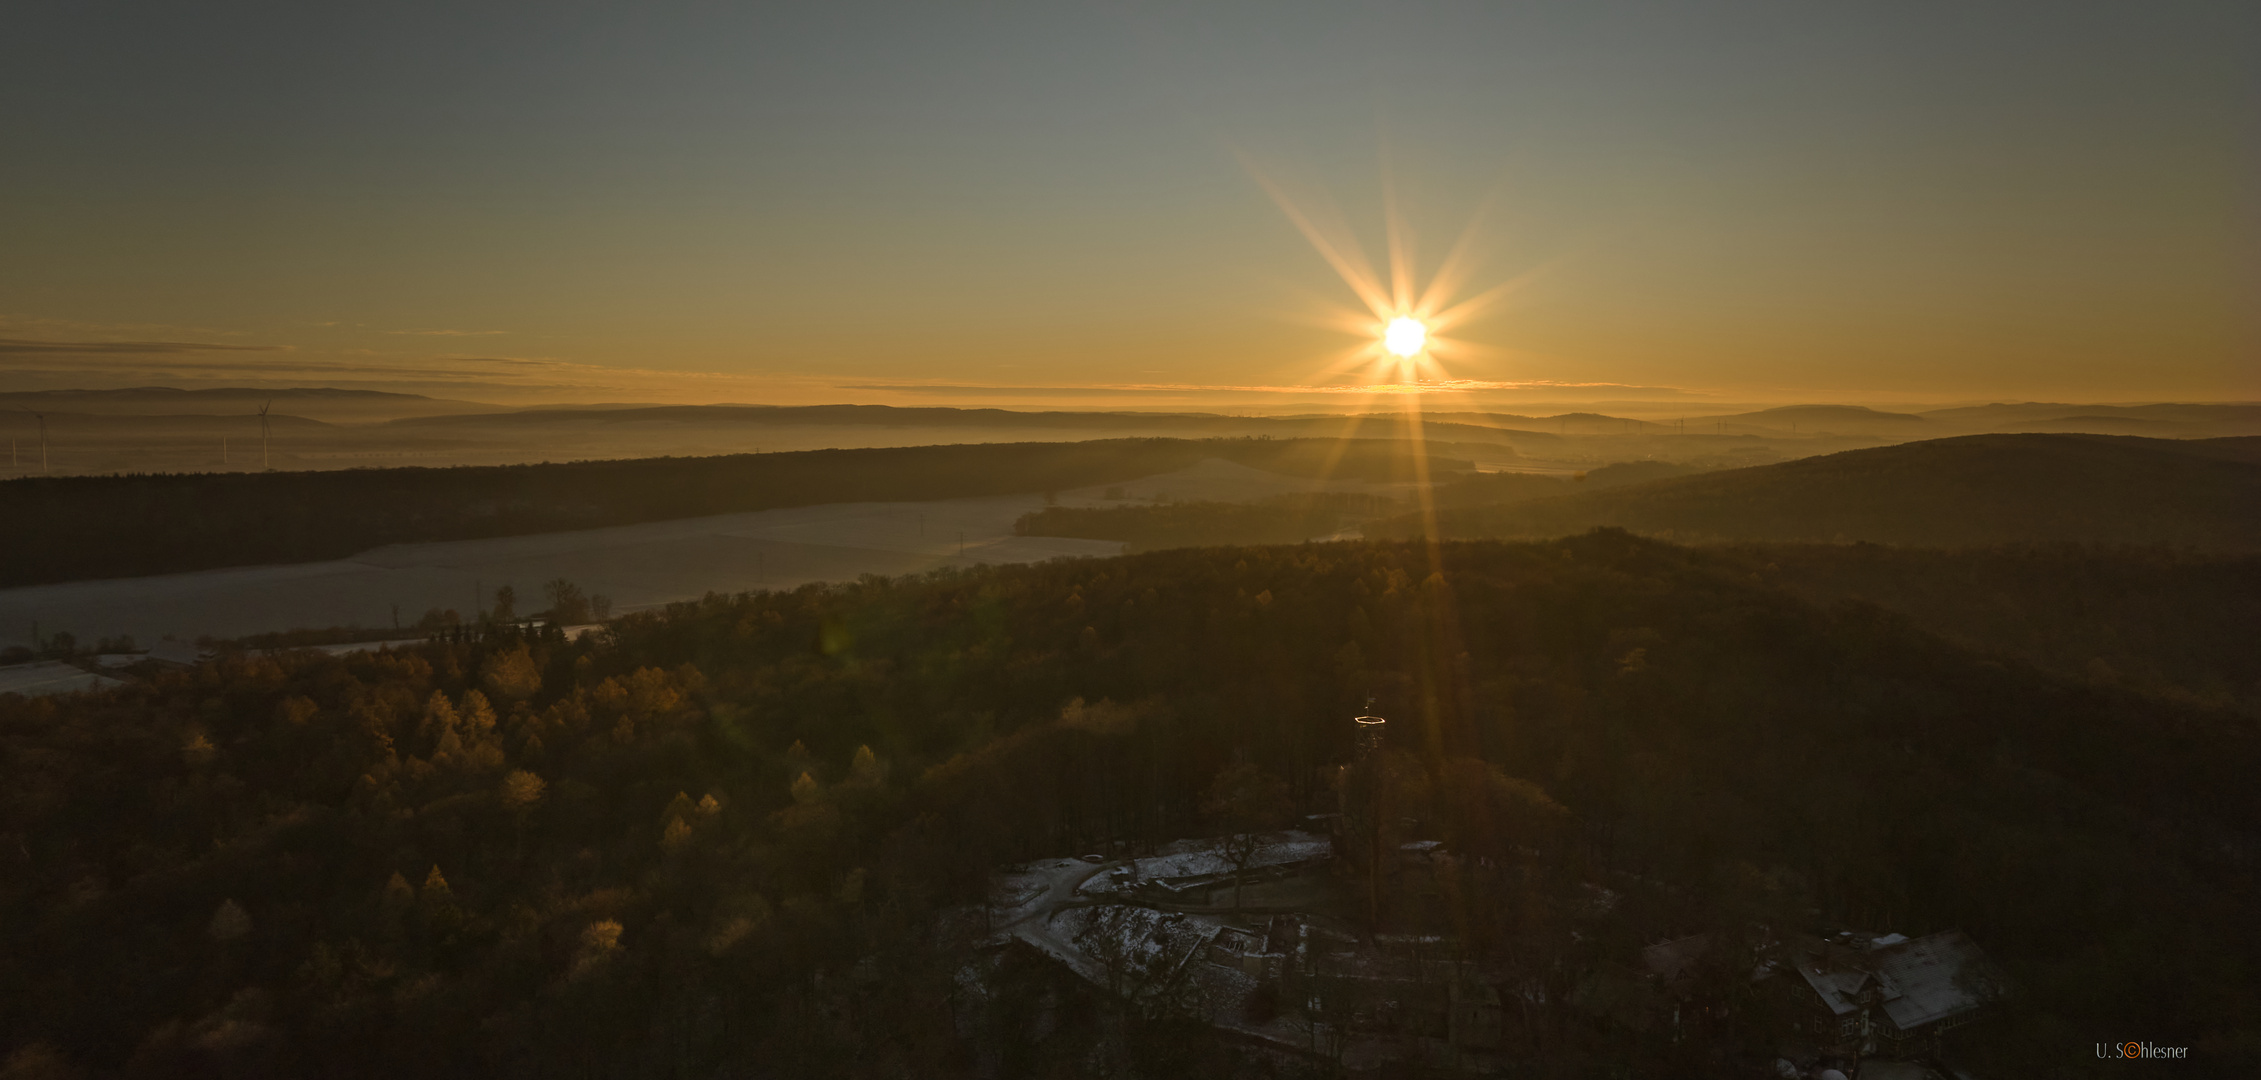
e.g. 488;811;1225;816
257;400;273;470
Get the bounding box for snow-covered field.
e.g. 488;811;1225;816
0;660;124;698
0;459;1371;651
1080;833;1333;895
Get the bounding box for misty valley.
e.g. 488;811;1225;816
3;5;2250;1076
1;419;2255;1079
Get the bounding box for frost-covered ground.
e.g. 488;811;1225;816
1078;832;1331;896
0;660;125;698
1050;906;1217;994
976;841;1460;1073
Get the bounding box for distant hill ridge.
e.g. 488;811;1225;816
0;386;439;401
1373;433;2261;550
12;387;2255;437
0;387;502;421
385;403;1563;445
0;437;1448;588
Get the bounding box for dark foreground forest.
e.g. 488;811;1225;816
3;534;2256;1078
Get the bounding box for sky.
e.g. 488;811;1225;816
1;1;2253;409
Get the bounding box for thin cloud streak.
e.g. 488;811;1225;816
845;379;1708;398
0;337;287;355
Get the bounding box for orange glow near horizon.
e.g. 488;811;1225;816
1237;153;1549;403
1238;158;1515;578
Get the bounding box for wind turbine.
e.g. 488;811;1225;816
257;400;272;470
17;409;47;474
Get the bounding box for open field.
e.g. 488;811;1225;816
0;459;1393;650
0;660;124;697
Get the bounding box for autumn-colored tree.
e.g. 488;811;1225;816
458;690;498;739
418;865;457;929
848;744;887;786
207;899;251;942
498;769;545;811
1;532;2255;1077
417;691;459;756
479;645;542;701
705;895;773;956
570;920;622;980
273;695;318;726
180;731;216;769
660;791;698;851
381;872;415;911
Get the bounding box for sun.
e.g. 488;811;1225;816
1237;151;1542;391
1383;316;1427;358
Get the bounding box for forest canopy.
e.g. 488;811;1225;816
2;533;2254;1076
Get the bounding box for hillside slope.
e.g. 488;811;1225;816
0;438;1455;588
1;533;2253;1075
1374;434;2261;549
1711;543;2261;715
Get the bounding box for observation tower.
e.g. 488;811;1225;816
1353;713;1387;759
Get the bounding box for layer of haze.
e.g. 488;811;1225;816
2;1;2253;407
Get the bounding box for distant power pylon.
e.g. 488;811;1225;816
17;409;48;474
257;400;273;469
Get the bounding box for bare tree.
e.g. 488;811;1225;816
1284;959;1375;1076
1204;761;1292;909
1072;906;1142;999
543;577;591;623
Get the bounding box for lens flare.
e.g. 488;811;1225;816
1384;317;1427;357
1235;151;1541;398
1237;156;1545;572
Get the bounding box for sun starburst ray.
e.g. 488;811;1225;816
1424;267;1543;334
1412;191;1498;318
1382;162;1417;318
1237;153;1395;321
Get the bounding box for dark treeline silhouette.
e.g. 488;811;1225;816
2;532;2254;1076
1006;462;1715;551
0;437;1441;588
1371;434;2261;549
389;402;1541;442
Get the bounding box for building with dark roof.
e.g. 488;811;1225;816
1785;930;2004;1058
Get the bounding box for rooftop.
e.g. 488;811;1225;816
1874;931;2003;1030
1788;930;2001;1029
